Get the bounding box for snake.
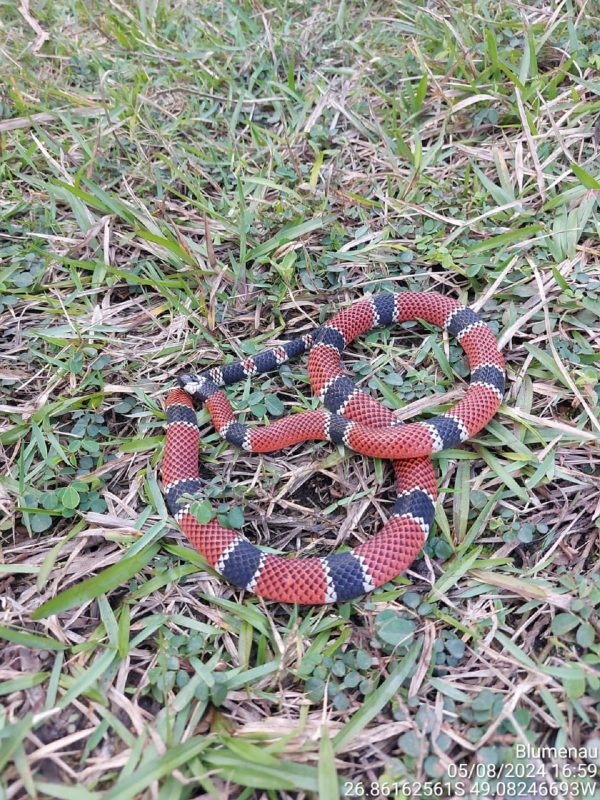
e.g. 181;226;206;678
161;291;505;604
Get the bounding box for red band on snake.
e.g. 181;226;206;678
161;291;505;604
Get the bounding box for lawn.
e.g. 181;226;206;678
1;0;599;798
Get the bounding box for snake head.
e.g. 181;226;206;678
177;373;217;402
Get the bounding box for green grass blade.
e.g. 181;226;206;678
32;544;160;619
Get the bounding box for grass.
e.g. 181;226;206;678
1;0;599;797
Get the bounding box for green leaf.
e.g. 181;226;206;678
31;513;54;532
376;614;416;646
32;544;160;619
563;667;586;700
318;726;339;800
0;625;66;651
204;751;319;792
223;658;281;690
248;216;334;261
539;688;567;728
476;448;529;503
35;782;101;800
576;622;595;648
432;546;483;596
333;638;422;752
120;436;165;453
0;672;49;696
493;631;538;670
190;499;215;524
0;713;34;774
59;648;116;708
226;506;245;529
104;738;210;800
468;224;543;253
524;343;571;390
309;151;324;189
60;486;81;510
264;394;285;416
428;677;471;703
398;730;422;758
117;605;130;659
569;161;600;190
41;491;59;510
551;613;579;636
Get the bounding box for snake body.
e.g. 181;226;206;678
162;291;504;604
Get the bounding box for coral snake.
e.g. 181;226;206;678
161;291;504;604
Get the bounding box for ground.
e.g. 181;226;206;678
1;1;600;798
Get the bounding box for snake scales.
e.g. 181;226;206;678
161;291;504;604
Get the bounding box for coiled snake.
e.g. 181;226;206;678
161;291;504;604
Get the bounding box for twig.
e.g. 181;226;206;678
17;0;49;52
